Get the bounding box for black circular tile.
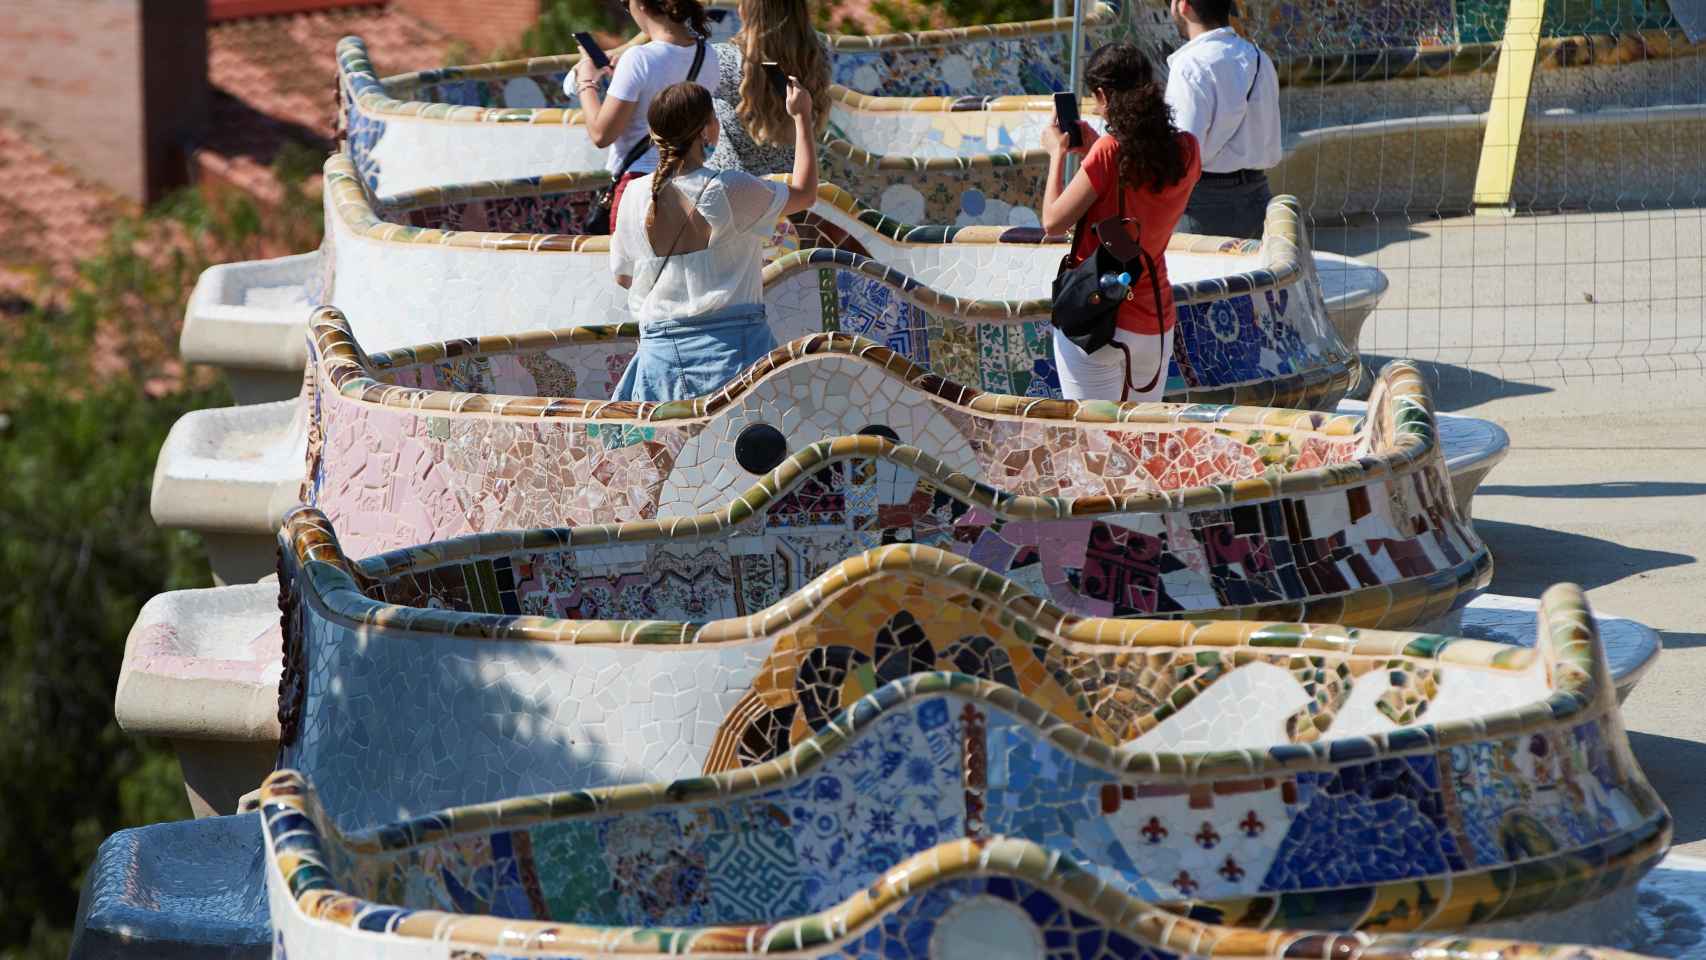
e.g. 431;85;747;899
735;423;788;475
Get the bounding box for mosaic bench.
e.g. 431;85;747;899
352;4;1706;215
338;0;1139;196
127;336;1521;816
299;322;1476;598
158;180;1389;584
254;579;1666;942
85;578;1670;956
388;2;1125;107
316;152;1358;394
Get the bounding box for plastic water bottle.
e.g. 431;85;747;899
1089;271;1132;304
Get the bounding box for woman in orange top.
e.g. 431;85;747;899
1041;42;1202;402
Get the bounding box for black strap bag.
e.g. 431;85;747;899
1050;185;1168;395
581;37;708;235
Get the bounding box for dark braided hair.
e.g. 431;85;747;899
635;0;710;39
1084;43;1190;195
645;81;715;231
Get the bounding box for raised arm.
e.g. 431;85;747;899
779;77;819;216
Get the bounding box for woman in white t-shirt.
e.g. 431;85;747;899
609;80;818;402
571;0;719;232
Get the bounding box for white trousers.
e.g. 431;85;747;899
1051;325;1174;402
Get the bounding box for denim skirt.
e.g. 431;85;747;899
612;304;777;402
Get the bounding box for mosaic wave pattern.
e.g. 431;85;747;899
307;317;1485;629
341;1;1706;217
337;31;1116;196
387;4;1120;106
286;497;1499;831
261;808;1664;960
262;582;1669;947
1244;0;1685;56
322;154;1355;400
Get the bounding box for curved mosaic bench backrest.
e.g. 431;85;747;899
287;493;1489;829
308;313;1481;618
336;30;1126;196
321;154;1354;403
262;582;1668;940
376;3;1123;109
259;800;1660;960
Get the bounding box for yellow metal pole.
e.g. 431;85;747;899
1471;0;1545;213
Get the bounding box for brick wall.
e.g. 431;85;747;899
391;0;542;53
0;0;206;203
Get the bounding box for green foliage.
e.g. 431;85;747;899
0;326;219;957
938;0;1052;25
517;0;626;59
0;146;324;959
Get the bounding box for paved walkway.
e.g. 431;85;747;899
1317;207;1706;854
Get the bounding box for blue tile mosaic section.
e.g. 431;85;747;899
344;99;387;195
1174;288;1324;389
979;710;1162;900
1262;754;1467;890
830;876;1174;960
834;269;931;368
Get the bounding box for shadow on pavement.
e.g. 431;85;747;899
1629;731;1706;845
1474;519;1696;594
1478;481;1706;500
1361;354;1553;411
1304;215;1434;259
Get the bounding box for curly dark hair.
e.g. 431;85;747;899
1083;43;1190;195
635;0;710;38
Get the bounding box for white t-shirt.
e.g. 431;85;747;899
1164;28;1282;174
569;39;720;175
610;167;789;325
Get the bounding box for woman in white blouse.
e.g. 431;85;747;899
609;80;818;401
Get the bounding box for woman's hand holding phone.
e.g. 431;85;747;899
784;76;812;119
1043;121;1096;158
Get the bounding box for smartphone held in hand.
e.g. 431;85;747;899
762;61;790;98
574;32;610;70
1053;91;1082;148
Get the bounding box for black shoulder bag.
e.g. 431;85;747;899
1050;182;1169;397
582;37;708;235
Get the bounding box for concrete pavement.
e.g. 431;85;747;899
1316;207;1706;853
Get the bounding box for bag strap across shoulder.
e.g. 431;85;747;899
612;37;710;181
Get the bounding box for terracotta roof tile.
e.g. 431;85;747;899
0;7;457;288
0;122;132;296
197;6;457;195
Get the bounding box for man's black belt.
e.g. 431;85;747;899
1199;169;1267;184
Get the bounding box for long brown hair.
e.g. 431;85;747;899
1083;43;1189;194
645;81;716;230
735;0;830;145
635;0;710;38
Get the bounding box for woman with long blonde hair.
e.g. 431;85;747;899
705;0;832;174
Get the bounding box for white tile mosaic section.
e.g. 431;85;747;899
655;355;978;515
287;610;771;831
327;199;629;353
329;197;1285;356
366;111;608;198
363;100;1058;196
829;111;1105;160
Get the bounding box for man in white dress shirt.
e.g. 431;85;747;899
1163;0;1282;239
